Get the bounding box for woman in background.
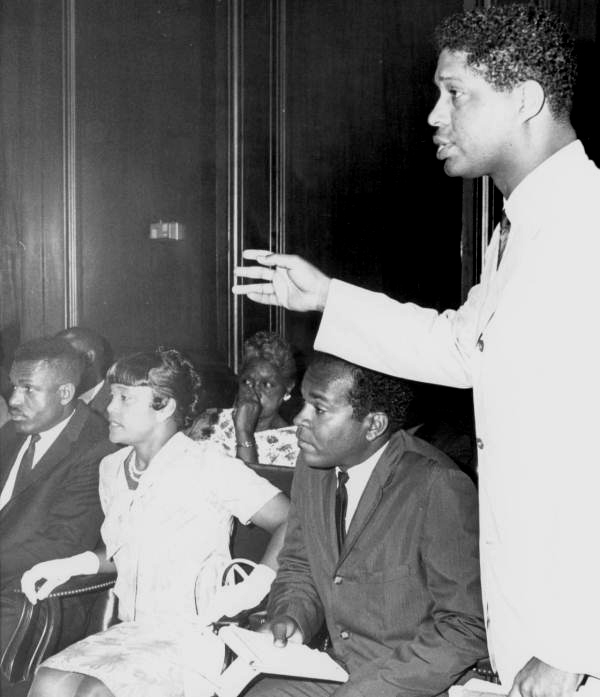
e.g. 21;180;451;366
22;348;289;697
188;331;299;467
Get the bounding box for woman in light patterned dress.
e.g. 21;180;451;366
187;331;299;467
21;348;289;697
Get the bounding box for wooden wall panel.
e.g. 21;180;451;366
266;0;463;356
237;0;465;361
0;0;65;362
75;0;223;361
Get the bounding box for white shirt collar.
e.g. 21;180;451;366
337;440;389;530
505;140;584;230
0;407;77;509
33;408;77;463
79;380;104;404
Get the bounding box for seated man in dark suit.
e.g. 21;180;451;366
246;352;487;697
55;327;113;419
0;337;115;695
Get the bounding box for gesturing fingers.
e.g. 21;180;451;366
242;249;273;262
234;265;275;281
232;282;278;303
246;292;280;305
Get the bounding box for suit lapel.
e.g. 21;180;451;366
0;426;25;492
321;468;339;560
88;380;111;418
8;403;89;501
476;217;541;337
338;434;406;564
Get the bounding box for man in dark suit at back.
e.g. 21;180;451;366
0;337;115;695
55;326;113;420
246;352;487;697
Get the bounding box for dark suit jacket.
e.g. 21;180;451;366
86;380;111;420
267;430;487;697
0;401;115;588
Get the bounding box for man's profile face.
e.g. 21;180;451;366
428;49;519;184
8;360;69;434
293;363;371;470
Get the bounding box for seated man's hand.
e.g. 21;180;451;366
233;250;331;312
20;552;100;604
258;614;304;647
508;657;583;697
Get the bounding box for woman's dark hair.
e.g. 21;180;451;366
107;347;202;428
242;331;297;385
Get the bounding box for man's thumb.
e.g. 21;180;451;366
271;621;289;648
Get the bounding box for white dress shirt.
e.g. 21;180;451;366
337;441;388;532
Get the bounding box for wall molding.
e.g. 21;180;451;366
62;0;78;326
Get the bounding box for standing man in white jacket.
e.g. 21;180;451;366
233;4;600;697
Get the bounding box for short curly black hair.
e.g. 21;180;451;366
242;331;297;385
435;3;576;119
13;337;86;390
309;353;414;435
107;347;203;428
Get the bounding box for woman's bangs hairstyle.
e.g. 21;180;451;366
242;331;297;384
107;348;202;428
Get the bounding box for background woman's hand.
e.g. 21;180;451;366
233;381;262;439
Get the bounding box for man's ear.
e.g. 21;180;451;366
365;411;389;441
58;382;76;405
518;79;545;122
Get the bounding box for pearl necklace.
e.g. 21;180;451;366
124;450;147;483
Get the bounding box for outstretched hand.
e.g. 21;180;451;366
232;250;331;312
508;657;583;697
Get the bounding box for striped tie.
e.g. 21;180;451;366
335;470;349;552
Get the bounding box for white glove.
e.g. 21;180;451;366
20;551;100;604
211;563;276;621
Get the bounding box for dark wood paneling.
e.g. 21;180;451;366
75;0;222;360
0;0;65;360
247;0;463;357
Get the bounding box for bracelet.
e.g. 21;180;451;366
236;439;256;448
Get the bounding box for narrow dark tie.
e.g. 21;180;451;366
335;470;349;552
13;433;41;492
497;209;511;268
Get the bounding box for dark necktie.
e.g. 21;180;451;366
13;433;41;492
497;209;511;268
335;470;349;552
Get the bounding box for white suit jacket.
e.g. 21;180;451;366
315;141;600;686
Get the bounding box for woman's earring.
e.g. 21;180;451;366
283;393;291;402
